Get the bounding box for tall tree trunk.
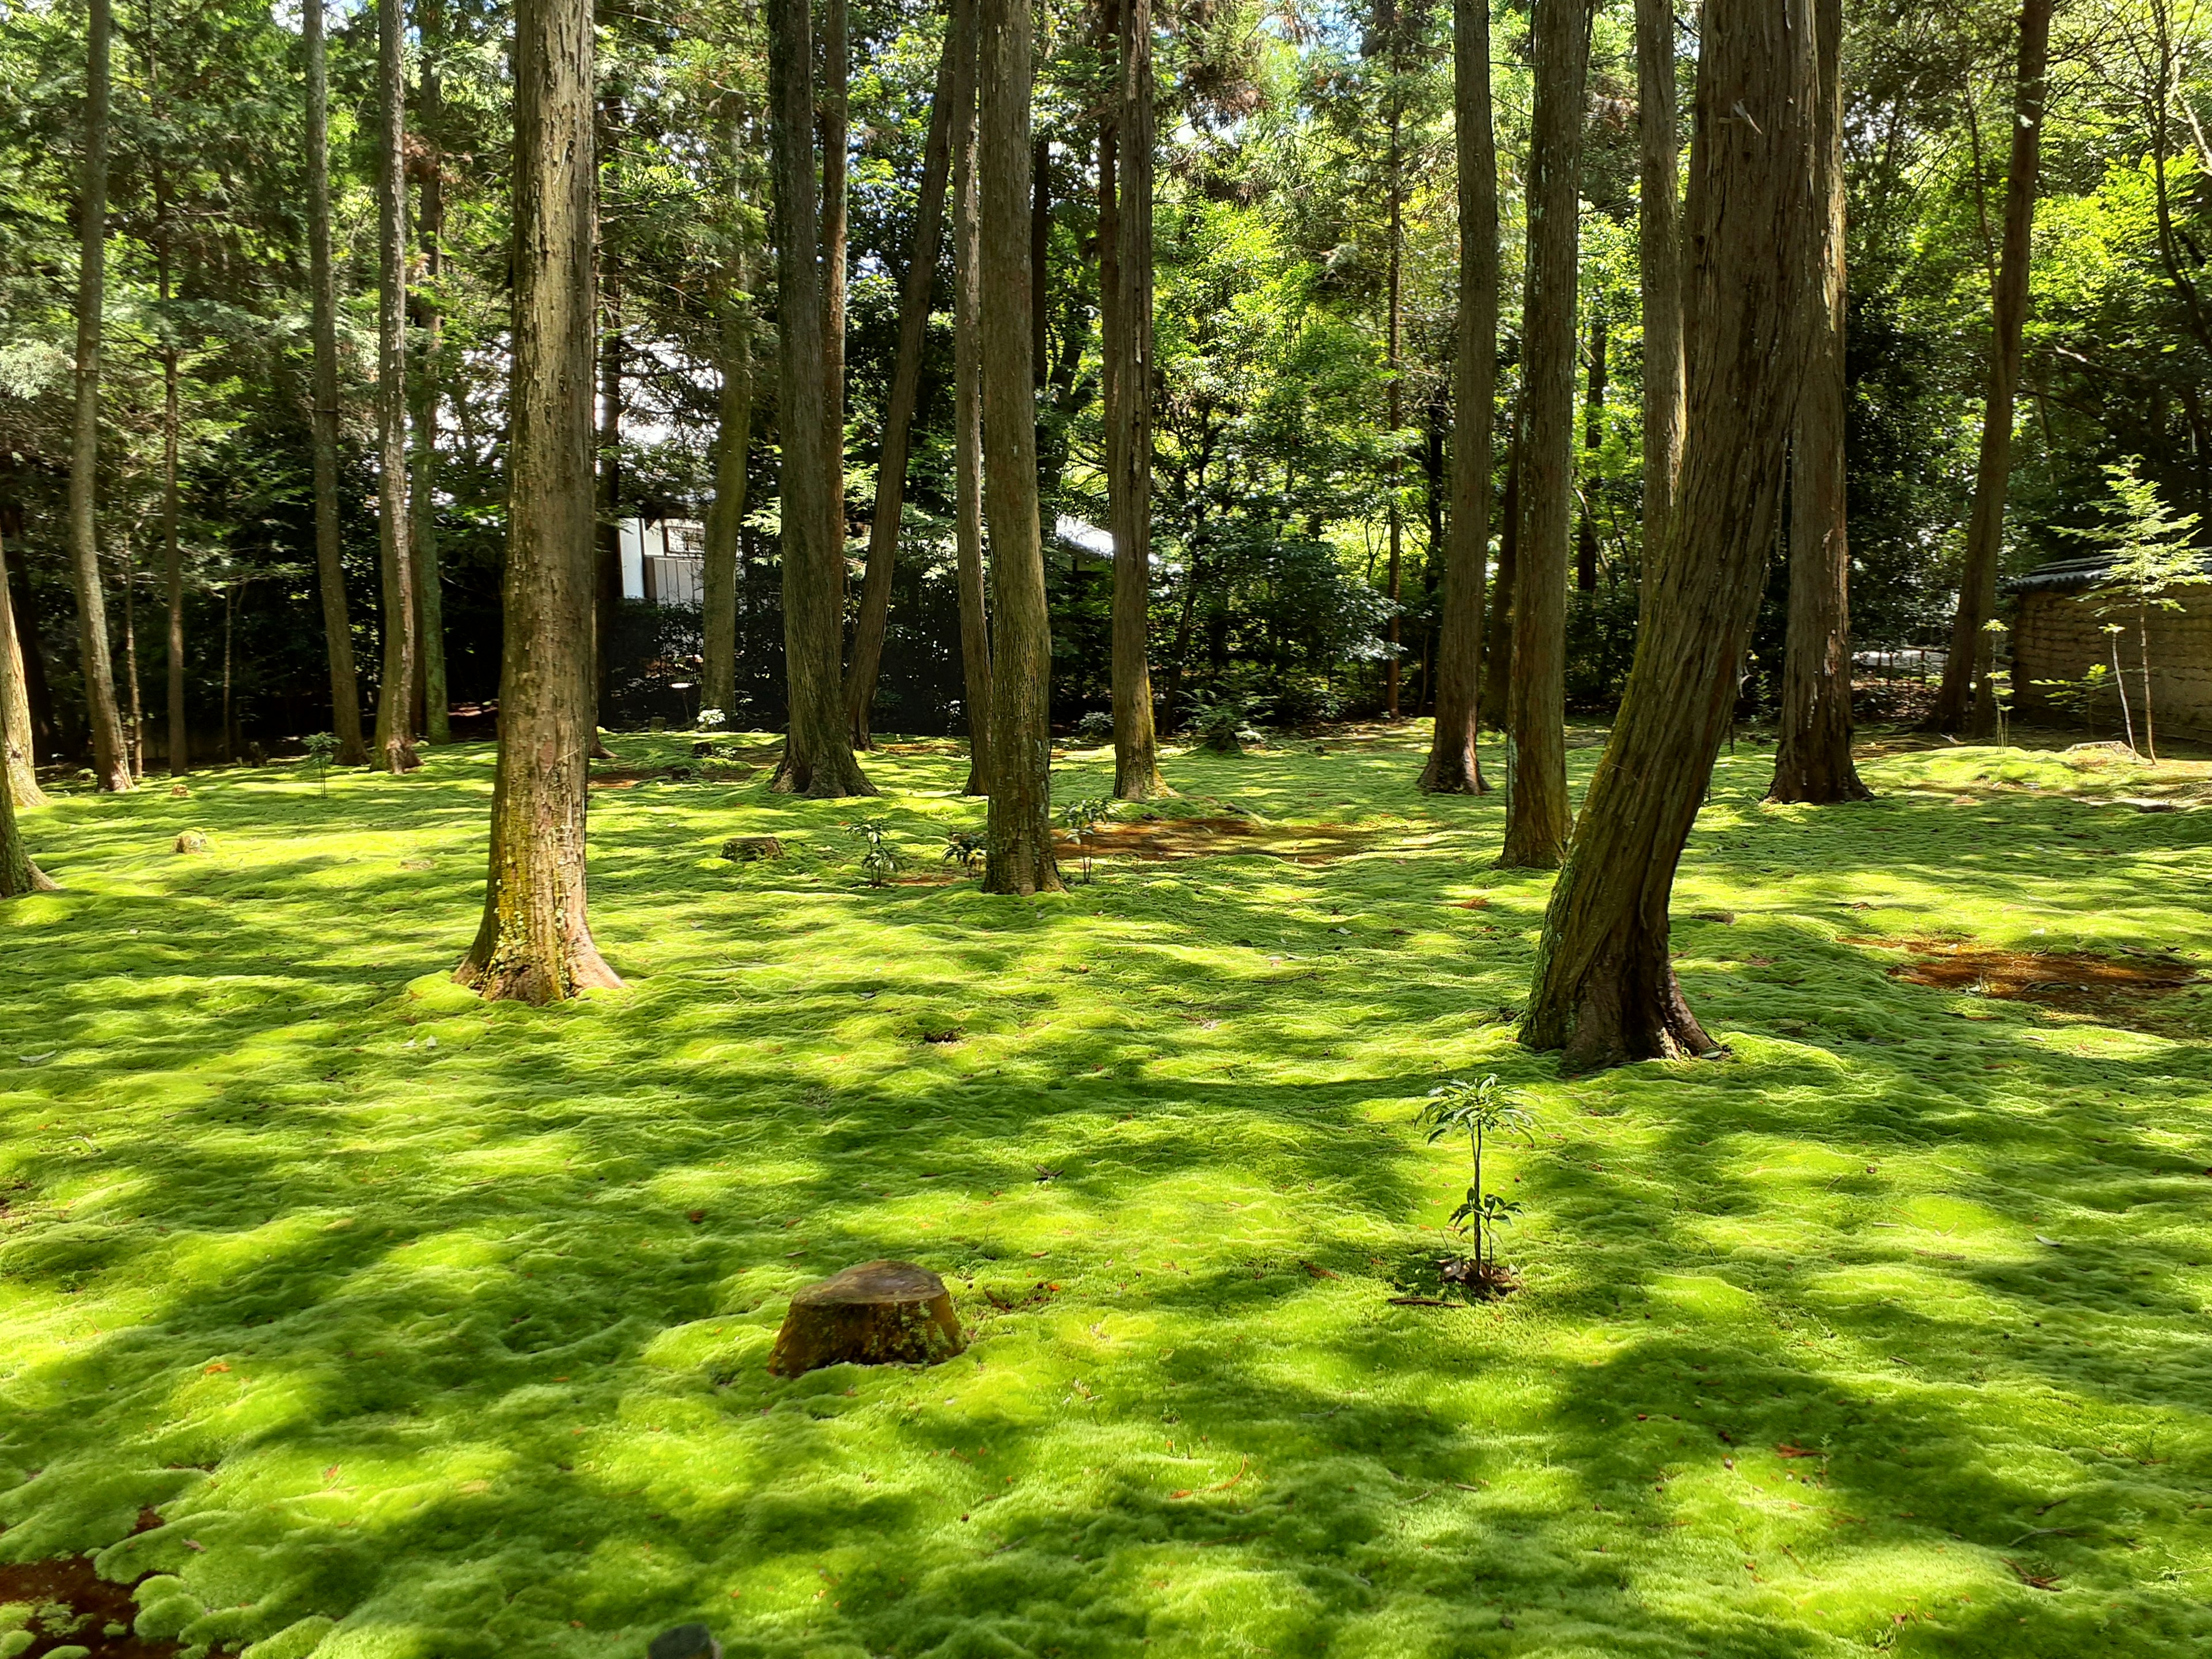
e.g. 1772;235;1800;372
120;532;141;778
1031;137;1051;389
1575;303;1605;592
157;222;187;777
1480;416;1519;729
0;529;44;808
980;0;1061;891
769;0;874;797
0;741;55;896
1769;0;1869;805
1500;0;1591;868
305;0;368;766
951;0;993;797
1637;0;1683;596
456;0;619;1002
1106;0;1167;798
844;34;957;750
1934;0;2052;734
594;263;622;728
821;0;850;614
1419;0;1497;794
67;0;130;793
1520;0;1816;1073
370;0;420;774
411;0;452;744
702;131;755;722
1384;75;1405;720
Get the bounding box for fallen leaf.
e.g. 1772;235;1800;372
1776;1444;1820;1459
203;1362;231;1374
1299;1260;1339;1280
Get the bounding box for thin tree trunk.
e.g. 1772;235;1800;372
1521;0;1816;1072
0;743;55;896
1769;0;1869;805
768;0;874;797
370;0;420;773
1384;78;1404;721
305;0;367;767
594;262;622;728
162;323;187;775
412;0;452;744
844;31;957;749
1480;415;1519;729
702;129;755;722
1500;0;1592;868
980;0;1061;891
821;0;850;614
1637;0;1683;597
67;0;131;793
121;532;141;778
951;0;993;797
0;529;45;808
1575;303;1605;592
1107;0;1167;798
1934;0;2053;734
455;0;620;1002
1419;0;1497;794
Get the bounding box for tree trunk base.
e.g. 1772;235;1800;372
963;764;987;797
768;1260;965;1376
1418;754;1490;794
1766;768;1870;806
1523;952;1725;1074
2;859;57;898
454;940;622;1006
771;744;878;798
1113;760;1170;801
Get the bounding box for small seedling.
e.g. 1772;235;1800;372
1415;1075;1535;1288
1058;794;1113;884
848;819;902;887
696;707;728;731
943;830;986;876
303;731;340;796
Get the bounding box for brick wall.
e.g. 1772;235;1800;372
2013;581;2212;740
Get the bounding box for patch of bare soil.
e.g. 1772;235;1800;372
1867;938;2200;1033
0;1518;181;1657
1053;816;1374;863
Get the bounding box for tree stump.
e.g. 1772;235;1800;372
721;835;783;862
768;1260;965;1377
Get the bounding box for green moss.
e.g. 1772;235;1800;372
3;730;2210;1656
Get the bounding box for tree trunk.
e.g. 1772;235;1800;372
1768;0;1869;805
0;745;55;897
769;0;874;797
980;0;1060;892
702;130;755;722
821;0;850;583
1419;0;1496;795
1521;0;1816;1073
1031;137;1050;389
1;530;44;808
1575;303;1605;592
1637;0;1683;597
305;0;368;767
120;531;141;779
844;32;957;749
1106;0;1167;799
1384;78;1404;721
1499;0;1592;868
1480;416;1519;729
370;0;420;774
1934;0;2052;735
67;0;131;794
454;0;619;1003
594;263;622;727
162;339;186;775
411;0;452;744
951;0;993;798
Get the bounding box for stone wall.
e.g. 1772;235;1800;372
2012;580;2212;740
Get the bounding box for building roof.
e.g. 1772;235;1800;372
2007;551;2212;594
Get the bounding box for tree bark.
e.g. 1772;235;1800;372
594;263;622;726
1480;416;1518;729
1575;303;1605;592
951;0;993;798
151;125;188;779
980;0;1061;891
1520;0;1816;1073
67;0;131;793
702;131;755;722
305;0;368;767
1106;0;1168;798
1384;57;1405;721
821;0;850;573
1500;0;1590;868
1418;0;1496;794
455;0;619;1002
1637;0;1684;597
1;530;44;808
1769;0;1869;805
1934;0;2052;735
844;31;957;749
370;0;420;774
769;0;874;797
411;0;452;744
1031;137;1051;389
0;745;55;897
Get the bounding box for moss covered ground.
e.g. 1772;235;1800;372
5;725;2212;1658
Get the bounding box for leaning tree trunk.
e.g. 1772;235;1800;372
1106;0;1167;799
1934;0;2052;736
67;0;131;794
1;531;45;808
843;33;956;750
0;751;55;898
1419;0;1497;796
702;134;755;722
305;0;368;767
370;0;419;774
1499;0;1591;868
1637;0;1684;602
411;0;452;745
454;0;619;1003
951;0;993;798
1769;0;1870;805
1521;0;1816;1073
979;0;1060;891
768;0;874;797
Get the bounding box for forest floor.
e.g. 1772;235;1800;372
4;722;2212;1659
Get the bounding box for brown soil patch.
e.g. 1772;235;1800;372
1869;938;2200;1032
1053;816;1373;863
0;1518;181;1657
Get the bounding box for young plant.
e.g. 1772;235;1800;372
302;731;340;796
2073;460;2204;764
1181;684;1268;755
2031;661;2112;742
1415;1075;1535;1279
2104;623;2138;755
696;707;728;732
847;819;902;888
942;830;986;876
1980;620;2012;749
1058;794;1113;884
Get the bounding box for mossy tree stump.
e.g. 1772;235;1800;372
768;1260;964;1376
